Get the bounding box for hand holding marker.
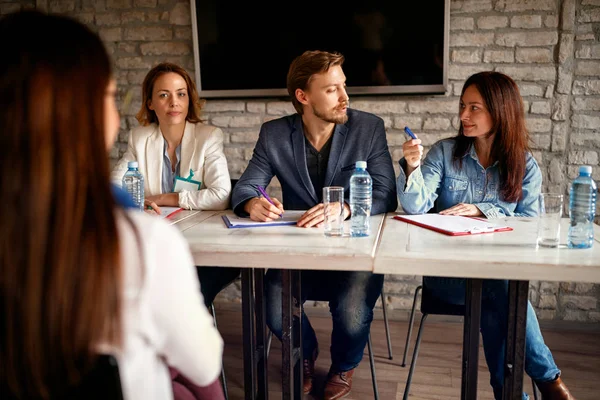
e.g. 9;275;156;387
258;185;283;218
403;126;423;169
404;126;417;140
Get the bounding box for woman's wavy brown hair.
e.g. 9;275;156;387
0;11;122;398
136;62;205;126
453;71;531;203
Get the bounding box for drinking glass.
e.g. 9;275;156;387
537;193;563;248
323;186;345;237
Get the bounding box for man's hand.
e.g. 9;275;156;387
439;203;483;217
244;196;284;221
297;202;351;228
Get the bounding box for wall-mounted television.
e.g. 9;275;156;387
190;1;450;99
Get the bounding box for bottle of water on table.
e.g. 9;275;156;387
122;161;145;211
350;161;372;237
568;165;597;249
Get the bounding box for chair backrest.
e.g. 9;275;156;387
3;354;124;400
420;281;465;316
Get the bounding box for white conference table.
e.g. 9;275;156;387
165;209;204;226
172;212;600;400
375;215;600;400
177;210;386;400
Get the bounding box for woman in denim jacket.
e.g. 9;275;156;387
397;72;574;400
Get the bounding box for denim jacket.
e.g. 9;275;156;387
397;138;542;218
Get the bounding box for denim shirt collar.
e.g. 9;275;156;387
466;142;499;169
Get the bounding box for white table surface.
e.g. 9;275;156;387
177;211;386;271
165;210;202;225
374;215;600;283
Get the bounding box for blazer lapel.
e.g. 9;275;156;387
291;116;318;203
324;123;348;187
145;126;163;195
179;122;196;180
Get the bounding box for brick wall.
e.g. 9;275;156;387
3;0;599;323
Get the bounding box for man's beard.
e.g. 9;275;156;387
313;103;349;124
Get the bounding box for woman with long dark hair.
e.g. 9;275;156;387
0;10;223;400
397;71;574;399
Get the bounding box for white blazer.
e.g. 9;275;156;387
112;122;231;210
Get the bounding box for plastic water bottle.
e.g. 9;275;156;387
350;161;372;237
122;161;144;211
568;165;597;249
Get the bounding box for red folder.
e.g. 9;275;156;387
393;214;513;236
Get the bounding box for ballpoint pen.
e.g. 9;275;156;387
257;185;282;217
404;126;418;140
257;185;275;206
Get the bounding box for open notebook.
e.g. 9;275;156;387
222;210;305;228
393;214;513;236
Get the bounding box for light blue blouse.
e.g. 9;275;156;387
161;138;182;194
397;138;542;218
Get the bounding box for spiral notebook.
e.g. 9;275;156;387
393;214;513;236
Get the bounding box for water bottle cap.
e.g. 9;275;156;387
127;161;139;169
579;165;592;176
355;161;367;169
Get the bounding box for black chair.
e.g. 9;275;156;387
4;354;124;400
401;283;539;400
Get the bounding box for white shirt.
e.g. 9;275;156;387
106;210;223;400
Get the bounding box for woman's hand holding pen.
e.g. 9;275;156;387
144;199;161;215
403;138;423;176
245;196;284;221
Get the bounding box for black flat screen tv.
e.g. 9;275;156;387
190;0;449;98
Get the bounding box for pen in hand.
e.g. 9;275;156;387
257;185;283;218
403;126;422;171
404;126;418;140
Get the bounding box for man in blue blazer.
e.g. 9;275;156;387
231;50;397;399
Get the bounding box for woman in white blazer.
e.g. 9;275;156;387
112;62;240;309
111;63;231;212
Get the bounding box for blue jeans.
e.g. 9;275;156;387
265;269;384;372
424;277;560;400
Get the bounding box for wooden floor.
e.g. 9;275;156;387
215;307;600;400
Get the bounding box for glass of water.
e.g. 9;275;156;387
537;193;564;248
323;186;345;237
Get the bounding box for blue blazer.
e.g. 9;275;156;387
232;109;397;216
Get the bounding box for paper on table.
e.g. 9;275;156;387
222;210;306;228
393;213;512;236
160;206;184;218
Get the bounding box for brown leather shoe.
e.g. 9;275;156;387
323;368;354;400
303;347;319;394
535;377;575;400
